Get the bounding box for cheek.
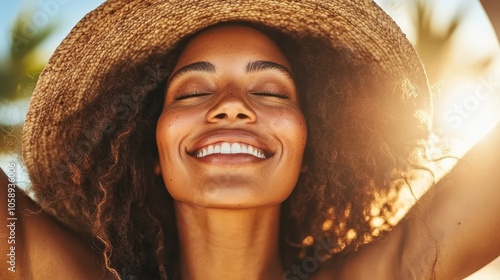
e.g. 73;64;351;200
273;108;307;155
268;108;307;202
156;108;191;165
156;108;197;197
156;110;174;156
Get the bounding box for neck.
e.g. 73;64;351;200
175;202;283;280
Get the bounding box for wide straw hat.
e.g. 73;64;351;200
22;0;431;189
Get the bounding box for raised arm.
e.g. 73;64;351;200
404;121;500;278
0;167;112;280
419;1;500;276
314;122;500;280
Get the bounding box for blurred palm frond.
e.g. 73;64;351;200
412;0;495;83
0;10;58;154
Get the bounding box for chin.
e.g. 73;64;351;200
194;182;289;209
167;171;296;208
199;180;265;209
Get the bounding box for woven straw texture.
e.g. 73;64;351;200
22;0;430;183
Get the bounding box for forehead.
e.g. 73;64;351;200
173;24;292;70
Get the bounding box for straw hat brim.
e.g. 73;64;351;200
22;0;431;183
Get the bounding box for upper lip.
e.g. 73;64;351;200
187;129;275;157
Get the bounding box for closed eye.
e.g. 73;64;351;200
175;92;211;101
252;92;290;99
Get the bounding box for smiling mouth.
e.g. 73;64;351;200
193;142;267;159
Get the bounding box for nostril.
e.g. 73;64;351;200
237;113;248;119
215;113;226;119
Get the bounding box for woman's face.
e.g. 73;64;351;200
156;25;307;208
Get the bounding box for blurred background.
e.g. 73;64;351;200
0;0;499;278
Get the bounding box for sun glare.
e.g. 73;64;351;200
436;73;500;157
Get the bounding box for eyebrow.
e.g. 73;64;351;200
246;60;294;81
168;61;216;83
168;60;294;84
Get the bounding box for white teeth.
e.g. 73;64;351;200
231;143;241;153
221;142;231;154
194;142;266;159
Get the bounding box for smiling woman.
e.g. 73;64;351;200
1;0;499;280
158;25;306;211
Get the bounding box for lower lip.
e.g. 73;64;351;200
189;154;269;165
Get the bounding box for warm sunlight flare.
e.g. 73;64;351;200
395;68;500;216
437;74;500;155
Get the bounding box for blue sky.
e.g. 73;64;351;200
0;0;105;58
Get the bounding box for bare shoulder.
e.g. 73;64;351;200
0;166;112;280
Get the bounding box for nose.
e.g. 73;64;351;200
206;92;257;123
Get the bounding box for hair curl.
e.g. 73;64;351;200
28;22;431;279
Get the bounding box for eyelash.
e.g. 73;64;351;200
253;92;290;99
174;91;290;100
174;92;211;100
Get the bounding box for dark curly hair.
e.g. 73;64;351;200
27;21;431;279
